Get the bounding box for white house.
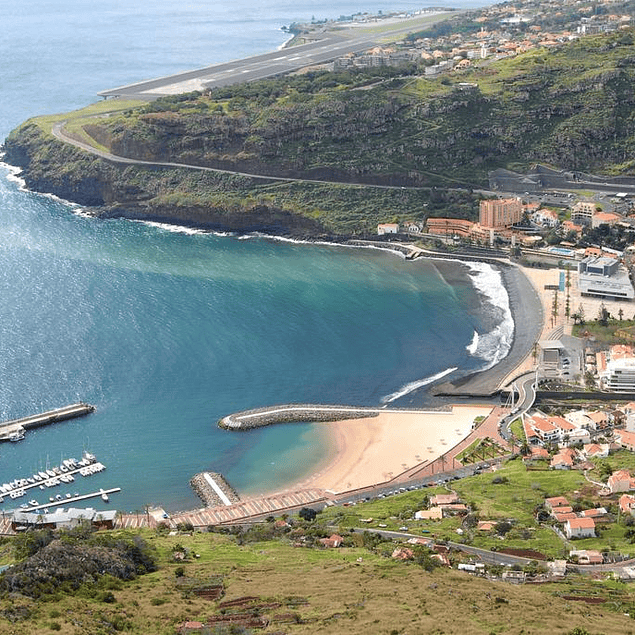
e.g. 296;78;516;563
377;223;400;235
564;517;596;539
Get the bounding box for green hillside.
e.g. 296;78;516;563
5;29;635;234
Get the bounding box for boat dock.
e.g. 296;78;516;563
0;452;105;503
22;488;121;511
0;403;95;442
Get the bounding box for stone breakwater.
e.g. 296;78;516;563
218;404;380;430
189;472;241;508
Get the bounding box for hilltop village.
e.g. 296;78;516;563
291;0;635;75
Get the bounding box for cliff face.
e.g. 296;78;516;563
6;30;635;235
83;32;635;186
2;123;331;237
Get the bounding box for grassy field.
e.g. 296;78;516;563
1;526;634;635
4;454;635;633
26;99;146;143
319;457;635;557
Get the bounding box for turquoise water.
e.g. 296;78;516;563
0;0;495;512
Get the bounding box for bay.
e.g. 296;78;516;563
0;0;496;512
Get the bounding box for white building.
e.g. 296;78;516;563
377;223;400;235
564;517;596;539
578;256;635;300
601;357;635;391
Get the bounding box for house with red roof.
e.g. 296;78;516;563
554;511;578;523
582;443;609;459
523;417;540;446
527;415;560;445
550;452;574;470
530;446;550;459
545;496;570;511
620;494;635;515
580;507;608;521
617;430;635;452
477;520;497;532
570;549;603;565
608;469;635;493
430;493;460;506
564;517;596;539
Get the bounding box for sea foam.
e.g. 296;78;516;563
380;366;458;404
463;261;515;371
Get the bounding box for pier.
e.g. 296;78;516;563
22;488;121;511
0;403;95;442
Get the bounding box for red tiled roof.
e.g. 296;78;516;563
545;496;570;508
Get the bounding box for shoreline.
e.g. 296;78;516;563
286;405;495;494
2;164;540;504
269;257;544;497
220;252;543;499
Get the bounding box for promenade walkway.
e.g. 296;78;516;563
170;488;329;528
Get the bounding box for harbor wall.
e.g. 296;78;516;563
218;404;379;430
190;472;241;508
0;403;95;441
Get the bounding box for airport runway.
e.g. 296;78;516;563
98;12;456;99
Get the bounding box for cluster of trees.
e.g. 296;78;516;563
1;524;157;600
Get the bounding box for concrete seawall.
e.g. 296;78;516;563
218;404;380;430
0;403;95;441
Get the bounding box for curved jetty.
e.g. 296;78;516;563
218;404;380;430
0;403;95;442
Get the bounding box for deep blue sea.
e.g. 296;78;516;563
0;0;502;513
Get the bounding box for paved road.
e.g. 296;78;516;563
98;12;455;99
350;527;533;566
499;371;537;440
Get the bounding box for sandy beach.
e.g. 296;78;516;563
295;405;494;493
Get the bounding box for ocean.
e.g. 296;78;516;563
0;0;506;513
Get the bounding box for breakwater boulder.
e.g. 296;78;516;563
218;404;378;430
189;472;240;508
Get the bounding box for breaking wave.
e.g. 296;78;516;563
463;261;514;372
380;366;458;404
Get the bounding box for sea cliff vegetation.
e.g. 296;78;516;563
5;29;635;235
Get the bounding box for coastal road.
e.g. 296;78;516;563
350;527;533;567
98;12;455;99
499;371;537;441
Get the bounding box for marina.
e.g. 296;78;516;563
0;451;106;505
0;403;95;442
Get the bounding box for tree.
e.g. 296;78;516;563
495;520;513;536
597;460;613;480
298;507;317;522
597;303;609;326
